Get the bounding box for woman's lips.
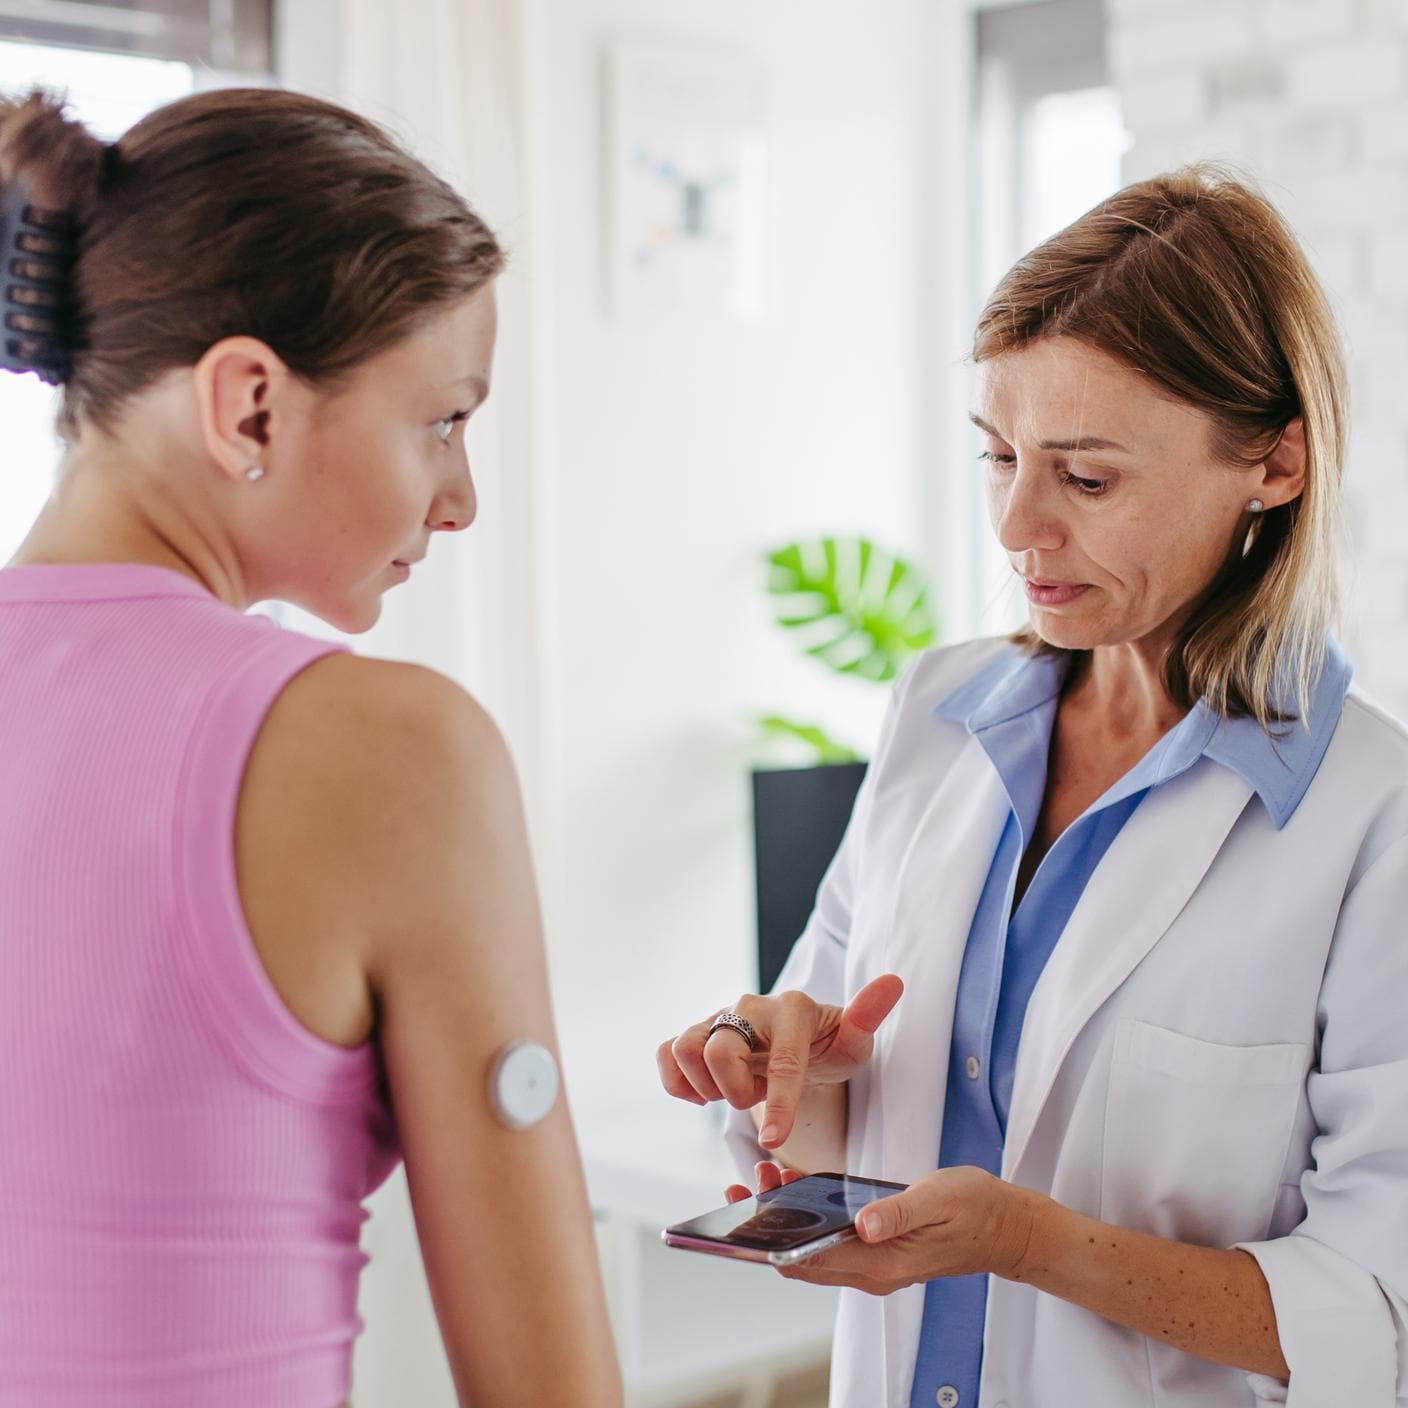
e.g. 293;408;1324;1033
1023;578;1090;607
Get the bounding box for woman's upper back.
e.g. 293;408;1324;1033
0;561;398;1408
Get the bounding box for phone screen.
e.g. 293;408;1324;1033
665;1172;905;1254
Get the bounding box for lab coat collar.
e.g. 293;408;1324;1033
932;642;1064;731
933;637;1353;831
1203;636;1353;830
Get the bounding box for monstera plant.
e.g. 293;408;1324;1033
751;536;939;991
760;536;938;764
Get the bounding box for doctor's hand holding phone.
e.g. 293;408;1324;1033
664;1160;1040;1295
663;1168;907;1267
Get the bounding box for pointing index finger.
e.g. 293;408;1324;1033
758;996;812;1148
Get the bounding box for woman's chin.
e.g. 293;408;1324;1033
1026;609;1103;652
1028;610;1167;657
296;591;382;636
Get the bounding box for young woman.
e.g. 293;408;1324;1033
0;88;621;1408
660;170;1408;1407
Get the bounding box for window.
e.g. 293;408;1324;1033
0;1;271;72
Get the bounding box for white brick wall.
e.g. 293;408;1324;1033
1109;0;1408;710
1285;40;1404;106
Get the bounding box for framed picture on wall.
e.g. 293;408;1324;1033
605;37;768;320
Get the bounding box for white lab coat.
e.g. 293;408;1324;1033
727;638;1408;1408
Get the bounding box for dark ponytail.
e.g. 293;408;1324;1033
0;87;504;434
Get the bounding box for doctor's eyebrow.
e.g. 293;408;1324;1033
968;412;1130;454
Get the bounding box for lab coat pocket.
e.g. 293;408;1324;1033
1100;1019;1308;1248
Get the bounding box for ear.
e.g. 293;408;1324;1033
1253;417;1307;509
191;337;292;484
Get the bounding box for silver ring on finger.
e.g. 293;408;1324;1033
708;1010;759;1052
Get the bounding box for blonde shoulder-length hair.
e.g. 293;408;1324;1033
973;165;1347;730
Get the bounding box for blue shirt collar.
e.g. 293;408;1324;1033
934;639;1353;830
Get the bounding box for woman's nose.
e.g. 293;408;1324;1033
433;464;478;533
994;464;1062;555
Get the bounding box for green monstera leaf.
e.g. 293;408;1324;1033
766;537;937;683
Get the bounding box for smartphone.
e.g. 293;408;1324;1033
661;1171;907;1267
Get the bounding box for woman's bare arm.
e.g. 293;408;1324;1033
240;655;621;1408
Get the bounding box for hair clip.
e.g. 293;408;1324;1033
1;177;76;386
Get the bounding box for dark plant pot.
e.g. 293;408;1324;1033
751;761;868;994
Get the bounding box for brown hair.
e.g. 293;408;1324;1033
974;165;1346;728
0;87;504;435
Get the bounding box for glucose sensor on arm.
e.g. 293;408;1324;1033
487;1040;560;1130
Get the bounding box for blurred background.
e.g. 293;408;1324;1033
2;0;1404;1403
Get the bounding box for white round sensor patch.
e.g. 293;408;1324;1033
487;1040;560;1131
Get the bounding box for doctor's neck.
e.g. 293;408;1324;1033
1066;639;1189;742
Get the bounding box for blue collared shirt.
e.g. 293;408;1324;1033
908;640;1353;1408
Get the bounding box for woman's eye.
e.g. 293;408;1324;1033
1060;470;1110;496
978;446;1109;496
434;410;471;444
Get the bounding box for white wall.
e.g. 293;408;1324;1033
1107;0;1408;716
529;0;936;1123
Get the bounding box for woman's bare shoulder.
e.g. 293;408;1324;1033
236;652;521;1047
259;653;518;826
254;650;519;888
280;652;504;760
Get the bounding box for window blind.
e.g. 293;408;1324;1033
0;0;271;75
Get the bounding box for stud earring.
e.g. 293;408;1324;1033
245;464;265;482
1246;498;1264;513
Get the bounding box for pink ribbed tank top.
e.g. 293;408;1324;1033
0;563;400;1408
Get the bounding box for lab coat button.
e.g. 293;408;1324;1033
936;1387;960;1407
965;1055;981;1079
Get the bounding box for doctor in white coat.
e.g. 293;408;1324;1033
659;168;1408;1408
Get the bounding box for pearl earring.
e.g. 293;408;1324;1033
245;464;265;482
1246;498;1264;513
